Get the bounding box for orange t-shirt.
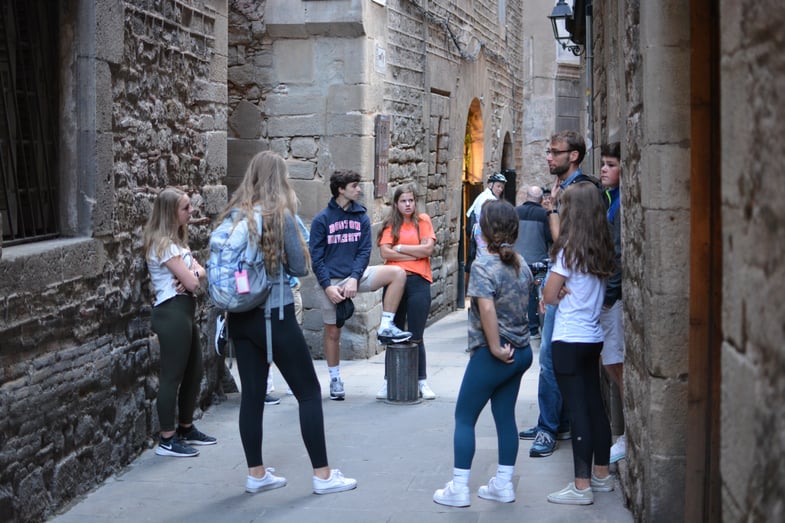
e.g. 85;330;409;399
379;214;436;283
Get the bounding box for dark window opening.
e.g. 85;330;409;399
1;0;59;246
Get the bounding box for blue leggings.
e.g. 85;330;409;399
453;345;533;469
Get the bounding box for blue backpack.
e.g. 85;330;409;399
207;209;272;313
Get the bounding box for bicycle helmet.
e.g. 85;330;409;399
488;172;507;184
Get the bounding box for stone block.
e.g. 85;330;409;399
641;45;690;144
291;137;318;158
645;377;688;456
646;454;686;521
287;159;316;180
265;92;325;117
226;139;268;181
326;113;375;136
327;84;367;114
192;80;227;103
228;100;262;139
324;135;375;174
205;131;227;178
640;0;689;49
641;293;689;376
201;185;228;216
639;144;691;210
93;132;115;236
720;343;756;509
95;0;124;65
641;208;690;297
268;114;326;137
273;39;314;83
290;179;327;221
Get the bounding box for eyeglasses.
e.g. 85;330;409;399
545;149;572;156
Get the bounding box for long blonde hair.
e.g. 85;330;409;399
143;187;188;259
217;150;309;273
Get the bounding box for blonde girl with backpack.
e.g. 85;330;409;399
219;150;357;496
144;187;217;457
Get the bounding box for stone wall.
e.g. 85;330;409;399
226;0;524;359
593;1;692;520
0;1;229;521
720;1;785;520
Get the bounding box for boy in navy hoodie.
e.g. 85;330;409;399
310;170;412;400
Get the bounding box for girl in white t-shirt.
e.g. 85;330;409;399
144;187;215;457
542;182;617;505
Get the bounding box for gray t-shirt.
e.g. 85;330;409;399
467;253;533;352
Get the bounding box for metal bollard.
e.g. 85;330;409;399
384;342;421;404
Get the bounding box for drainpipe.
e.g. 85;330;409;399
585;1;594;176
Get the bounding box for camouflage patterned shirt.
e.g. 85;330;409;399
467;253;533;352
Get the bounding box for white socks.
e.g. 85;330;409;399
452;467;471;488
496;465;514;487
328;365;340;381
380;311;394;329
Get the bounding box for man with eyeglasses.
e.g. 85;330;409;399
519;130;599;458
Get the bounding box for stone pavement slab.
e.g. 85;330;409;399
50;309;633;523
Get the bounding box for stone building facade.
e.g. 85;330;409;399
226;0;526;359
0;1;229;521
1;0;531;520
591;0;785;521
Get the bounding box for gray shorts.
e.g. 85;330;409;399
314;266;380;325
600;299;624;365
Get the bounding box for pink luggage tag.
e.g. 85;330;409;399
235;270;250;294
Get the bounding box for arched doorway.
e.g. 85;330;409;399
458;98;484;306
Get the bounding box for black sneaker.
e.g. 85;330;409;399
177;425;217;446
155;436;199;457
264;394;281;405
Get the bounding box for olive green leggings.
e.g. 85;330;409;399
151;295;203;432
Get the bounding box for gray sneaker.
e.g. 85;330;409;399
329;377;345;400
377;324;412;344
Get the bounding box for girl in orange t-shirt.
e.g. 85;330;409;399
376;184;437;400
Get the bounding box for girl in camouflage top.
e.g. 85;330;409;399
433;199;534;507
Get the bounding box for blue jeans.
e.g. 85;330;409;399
527;291;539;335
536;304;569;436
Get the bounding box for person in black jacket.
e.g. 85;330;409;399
309;170;412;401
514;186;553;338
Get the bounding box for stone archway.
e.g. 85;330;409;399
458;98;484;302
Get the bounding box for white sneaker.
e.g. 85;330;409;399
433;480;470;507
377;324;412;344
313;468;357;494
246;468;287;493
547;482;594;505
478;477;515;503
590;473;615;492
376;380;388;400
214;315;227;356
419;381;436;400
329;377;345;400
610;435;626;463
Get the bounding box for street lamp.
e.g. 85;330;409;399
548;0;582;56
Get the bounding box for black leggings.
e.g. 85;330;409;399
389;274;431;379
552;340;611;478
229;303;327;469
151;295;203;432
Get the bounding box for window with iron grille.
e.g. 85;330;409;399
0;0;59;247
